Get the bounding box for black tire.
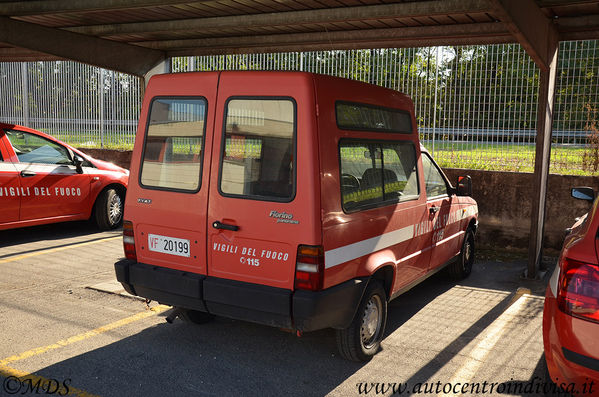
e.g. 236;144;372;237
94;188;124;230
447;228;475;280
178;309;215;325
336;281;387;362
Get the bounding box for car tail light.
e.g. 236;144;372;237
294;245;324;291
557;257;599;323
123;220;137;261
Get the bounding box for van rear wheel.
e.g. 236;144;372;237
336;281;387;362
179;309;215;324
447;228;475;280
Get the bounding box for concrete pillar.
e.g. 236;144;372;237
143;58;171;88
527;41;559;278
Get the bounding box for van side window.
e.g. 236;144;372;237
220;98;295;201
339;140;419;212
336;102;412;133
140;97;206;192
422;153;449;198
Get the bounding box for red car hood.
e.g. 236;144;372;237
88;157;129;174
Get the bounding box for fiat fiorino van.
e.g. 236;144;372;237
115;71;478;361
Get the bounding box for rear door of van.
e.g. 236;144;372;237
128;72;219;275
206;72;320;290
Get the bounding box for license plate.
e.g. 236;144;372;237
148;234;190;257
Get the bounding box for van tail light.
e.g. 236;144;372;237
123;220;137;261
557;257;599;323
294;245;324;291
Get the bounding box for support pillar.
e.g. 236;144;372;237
527;40;559;278
143;58;171;88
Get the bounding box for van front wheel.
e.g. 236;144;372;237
447;228;475;280
336;281;387;362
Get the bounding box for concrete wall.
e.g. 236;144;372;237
79;148;132;170
80;148;598;251
444;169;598;252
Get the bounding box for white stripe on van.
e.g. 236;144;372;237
324;204;477;269
325;226;414;269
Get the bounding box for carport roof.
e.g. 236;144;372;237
0;0;598;76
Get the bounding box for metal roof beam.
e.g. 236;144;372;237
132;24;513;56
0;46;60;61
558;14;599;39
537;0;599;7
0;16;165;76
138;23;510;52
0;1;200;16
490;0;559;71
164;37;515;57
67;0;492;36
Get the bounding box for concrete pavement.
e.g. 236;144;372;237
0;223;550;396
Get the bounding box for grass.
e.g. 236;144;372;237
427;142;595;175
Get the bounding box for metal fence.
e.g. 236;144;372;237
1;41;598;174
0;62;141;148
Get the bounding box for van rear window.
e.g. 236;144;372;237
336;102;412;133
219;98;295;202
140;97;206;192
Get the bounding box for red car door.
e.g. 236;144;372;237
0;133;20;224
4;129;91;221
421;152;462;270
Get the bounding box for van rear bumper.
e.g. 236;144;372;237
115;259;367;332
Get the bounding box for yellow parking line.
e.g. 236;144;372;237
0;364;98;397
0;305;169;366
508;287;531;305
0;236;121;264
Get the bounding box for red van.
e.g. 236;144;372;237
115;71;478;361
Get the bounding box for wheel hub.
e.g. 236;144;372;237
360;296;381;346
464;242;471;262
108;194;122;224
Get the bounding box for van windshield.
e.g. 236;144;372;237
219;98;296;202
140;97;206;192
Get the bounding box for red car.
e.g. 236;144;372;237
543;187;599;396
0;124;128;230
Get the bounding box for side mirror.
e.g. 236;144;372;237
456;175;472;197
571;187;595;203
73;154;84;174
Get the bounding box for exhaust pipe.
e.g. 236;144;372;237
165;308;182;323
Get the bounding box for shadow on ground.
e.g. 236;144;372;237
0;221;121;258
3;256;549;396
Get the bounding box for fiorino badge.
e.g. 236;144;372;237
269;210;299;224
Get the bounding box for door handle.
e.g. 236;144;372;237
20;170;36;177
429;206;440;214
212;221;239;231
